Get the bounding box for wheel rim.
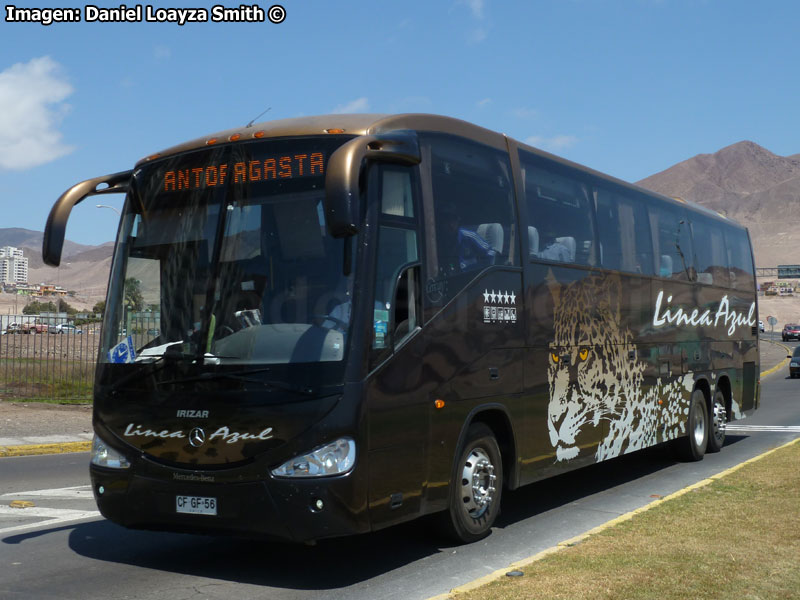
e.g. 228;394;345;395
459;447;496;520
711;400;727;445
693;404;706;447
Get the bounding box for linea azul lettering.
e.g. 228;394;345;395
653;291;755;336
209;426;274;444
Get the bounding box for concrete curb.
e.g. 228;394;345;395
428;436;800;600
0;441;91;458
759;338;792;379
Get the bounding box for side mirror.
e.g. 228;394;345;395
324;131;420;238
43;170;131;267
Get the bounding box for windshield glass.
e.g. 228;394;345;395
101;136;354;370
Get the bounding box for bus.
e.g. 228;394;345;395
43;114;759;544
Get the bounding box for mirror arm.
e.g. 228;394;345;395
43;170;132;267
325;131;420;238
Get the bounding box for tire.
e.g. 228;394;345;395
440;423;503;544
675;389;709;462
706;389;727;453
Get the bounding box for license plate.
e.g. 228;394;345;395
176;495;217;515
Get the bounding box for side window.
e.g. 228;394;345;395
595;187;654;275
724;226;755;291
648;203;693;281
520;151;597;267
380;167;415;218
691;215;730;287
372;167;420;352
425;134;516;306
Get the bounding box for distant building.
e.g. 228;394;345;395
0;246;28;285
39;284;68;297
778;265;800;279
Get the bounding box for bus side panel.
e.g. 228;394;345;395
419;269;525;513
521;263;600;481
693;284;758;415
520;265;723;480
366;269;525;527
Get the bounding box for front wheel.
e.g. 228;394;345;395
675;389;709;462
440;423;503;544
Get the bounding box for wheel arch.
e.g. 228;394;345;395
456;404;519;490
693;376;712;412
715;374;733;419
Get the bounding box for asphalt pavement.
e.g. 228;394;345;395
0;339;793;457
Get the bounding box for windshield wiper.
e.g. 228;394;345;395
157;368;317;396
105;344;208;392
105;353;181;393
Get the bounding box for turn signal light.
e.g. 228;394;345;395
434;399;446;409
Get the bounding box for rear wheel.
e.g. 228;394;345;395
440;423;503;544
675;389;709;462
707;389;727;453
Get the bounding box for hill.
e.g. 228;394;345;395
637;141;800;268
0;228;113;313
0;228;108;262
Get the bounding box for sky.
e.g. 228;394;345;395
1;0;799;246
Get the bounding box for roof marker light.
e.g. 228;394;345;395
325;128;345;134
206;138;218;145
229;133;242;142
253;131;266;138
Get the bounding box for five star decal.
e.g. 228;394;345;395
483;289;518;324
482;289;516;304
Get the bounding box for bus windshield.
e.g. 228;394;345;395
101;136;354;367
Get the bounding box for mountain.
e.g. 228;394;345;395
637;141;800;268
0;227;108;261
0;228;114;311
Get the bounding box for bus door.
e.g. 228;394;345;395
364;164;429;529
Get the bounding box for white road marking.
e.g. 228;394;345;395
1;485;93;499
0;510;101;535
727;424;800;433
0;485;100;535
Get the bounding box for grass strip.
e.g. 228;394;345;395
450;438;800;600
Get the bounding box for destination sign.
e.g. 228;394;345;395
163;152;325;192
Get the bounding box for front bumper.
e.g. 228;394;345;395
90;461;370;543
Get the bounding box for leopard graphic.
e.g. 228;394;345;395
546;273;694;462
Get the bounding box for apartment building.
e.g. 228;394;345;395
0;246;29;285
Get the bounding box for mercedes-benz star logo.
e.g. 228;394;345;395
189;427;206;448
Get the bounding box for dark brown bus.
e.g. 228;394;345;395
43;114;759;543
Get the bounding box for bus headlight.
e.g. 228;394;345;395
91;434;130;469
271;438;356;478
